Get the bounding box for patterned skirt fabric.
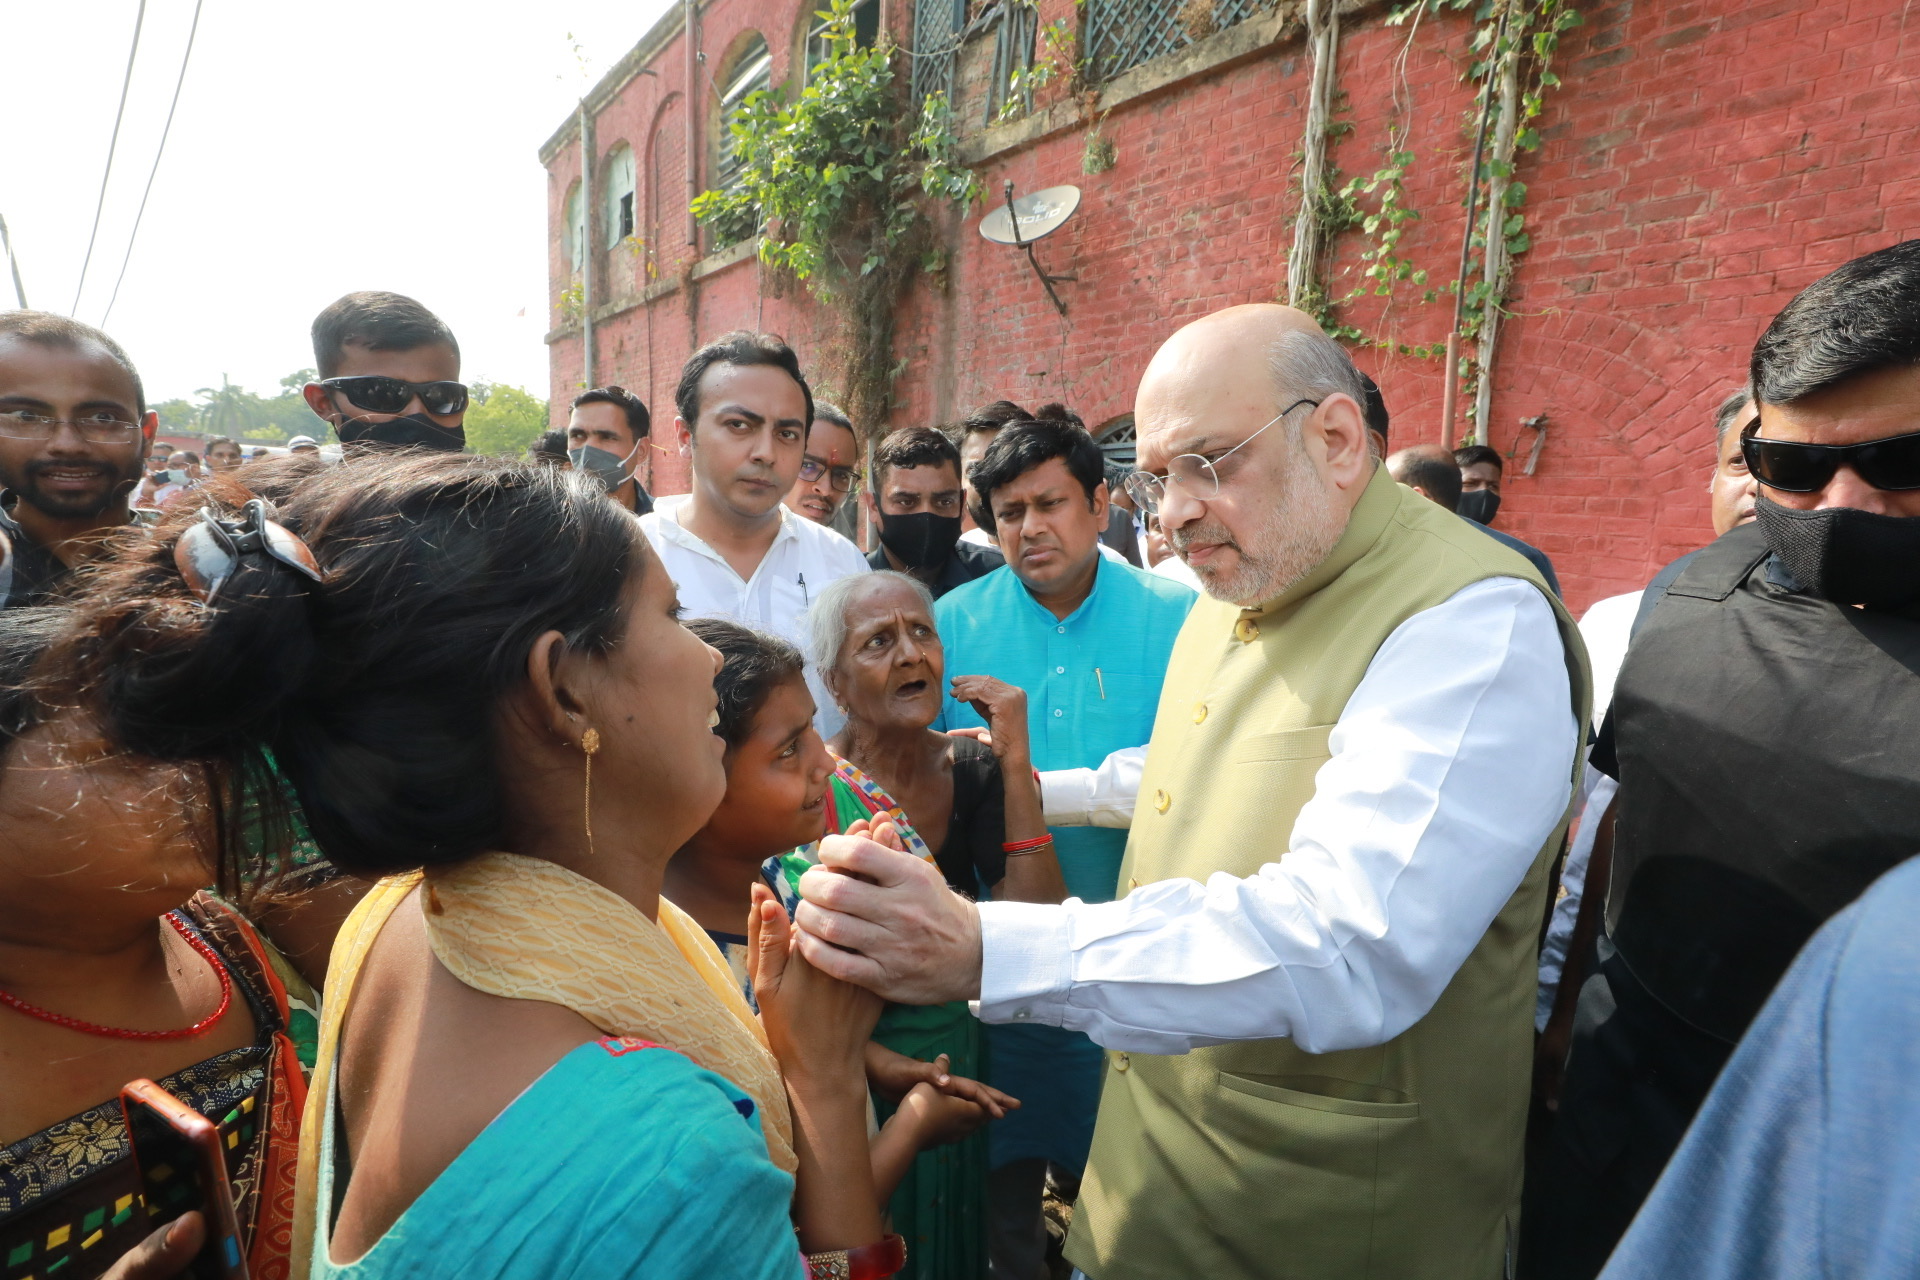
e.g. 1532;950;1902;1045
0;895;308;1280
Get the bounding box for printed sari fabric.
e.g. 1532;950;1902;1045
0;894;315;1280
767;751;988;1280
764;752;940;915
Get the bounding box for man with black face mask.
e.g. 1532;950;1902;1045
301;291;468;453
567;384;653;515
862;426;1001;597
1522;238;1920;1280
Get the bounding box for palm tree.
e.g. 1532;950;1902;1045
195;375;255;438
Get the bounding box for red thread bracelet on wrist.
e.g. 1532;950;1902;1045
1002;835;1055;855
805;1232;907;1280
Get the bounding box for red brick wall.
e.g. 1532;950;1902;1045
547;0;1920;611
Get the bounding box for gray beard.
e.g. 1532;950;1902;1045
1173;448;1344;606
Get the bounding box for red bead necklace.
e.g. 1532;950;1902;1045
0;913;233;1041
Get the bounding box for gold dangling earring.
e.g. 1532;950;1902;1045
580;727;601;857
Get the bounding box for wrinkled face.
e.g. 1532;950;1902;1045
699;676;833;860
207;441;244;472
683;363;809;521
568;401;641;463
583;538;729;847
1459;460;1502;496
1710;409;1758;536
987;457;1106;595
877;461;963;518
0;711;210;932
785;417;859;524
1753;365;1920;518
1136;389;1342;607
0;337;154;520
830;577;945;732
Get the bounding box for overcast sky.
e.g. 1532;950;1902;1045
0;0;676;404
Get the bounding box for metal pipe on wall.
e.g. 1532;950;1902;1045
579;101;596;389
685;0;700;249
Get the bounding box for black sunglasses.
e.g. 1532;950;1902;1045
1739;422;1920;494
320;376;469;417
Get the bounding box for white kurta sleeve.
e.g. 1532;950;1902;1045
1039;746;1147;828
974;576;1578;1055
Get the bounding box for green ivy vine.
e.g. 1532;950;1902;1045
690;0;982;434
1303;0;1580;405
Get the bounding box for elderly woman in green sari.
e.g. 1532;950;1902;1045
795;571;1067;1280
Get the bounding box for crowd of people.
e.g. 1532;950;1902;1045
0;234;1915;1280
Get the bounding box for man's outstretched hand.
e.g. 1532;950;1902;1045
793;834;985;1006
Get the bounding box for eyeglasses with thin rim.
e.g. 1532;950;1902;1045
1124;398;1320;515
798;455;862;494
0;409;144;444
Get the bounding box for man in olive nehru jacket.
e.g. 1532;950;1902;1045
789;304;1590;1279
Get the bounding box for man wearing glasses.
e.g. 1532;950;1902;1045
1524;239;1920;1280
783;400;861;529
790;303;1587;1280
863;426;1002;599
0;311;158;607
300;292;468;452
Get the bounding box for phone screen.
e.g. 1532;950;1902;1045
122;1093;246;1279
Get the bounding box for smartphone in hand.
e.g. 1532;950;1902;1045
118;1080;249;1280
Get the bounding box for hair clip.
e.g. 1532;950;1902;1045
173;498;325;603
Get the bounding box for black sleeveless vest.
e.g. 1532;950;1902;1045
1605;520;1920;1043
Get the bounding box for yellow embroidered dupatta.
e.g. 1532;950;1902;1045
291;853;795;1276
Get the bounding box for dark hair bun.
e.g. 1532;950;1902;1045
43;453;640;878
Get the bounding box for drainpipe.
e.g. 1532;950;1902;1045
579;101;596;389
685;0;701;249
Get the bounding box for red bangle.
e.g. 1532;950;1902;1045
805;1233;907;1280
1002;835;1054;855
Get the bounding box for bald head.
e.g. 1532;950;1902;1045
1386;444;1462;512
1130;305;1375;606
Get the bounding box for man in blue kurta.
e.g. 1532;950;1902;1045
935;415;1193;1280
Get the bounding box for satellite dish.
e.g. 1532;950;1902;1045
980;182;1082;316
979;185;1082;245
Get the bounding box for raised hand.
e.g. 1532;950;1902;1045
948;675;1031;769
793;834;985;1005
749;884;882;1081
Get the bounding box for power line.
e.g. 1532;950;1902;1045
102;0;205;328
71;0;149;316
0;213;26;308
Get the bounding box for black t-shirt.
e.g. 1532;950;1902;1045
0;506;76;609
935;735;1007;898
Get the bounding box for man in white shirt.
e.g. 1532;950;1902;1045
639;331;868;735
791;304;1586;1280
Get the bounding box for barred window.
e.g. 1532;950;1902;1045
909;0;966;105
711;34;772;249
1083;0;1272;84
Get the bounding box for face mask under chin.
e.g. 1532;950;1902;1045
335;412;466;453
